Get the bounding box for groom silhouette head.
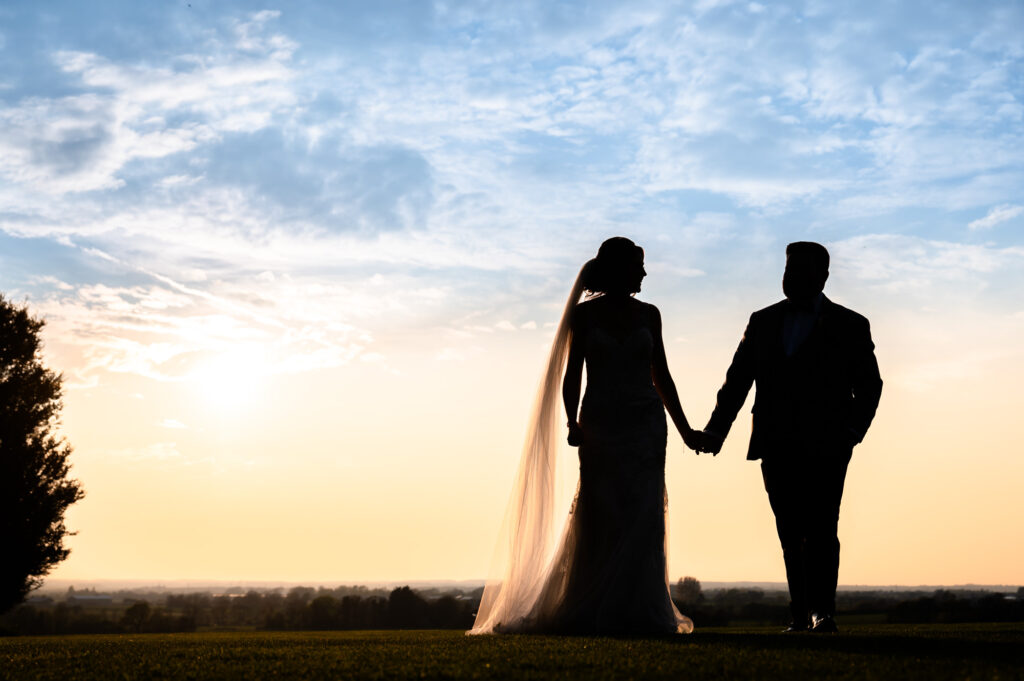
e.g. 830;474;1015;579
783;241;829;306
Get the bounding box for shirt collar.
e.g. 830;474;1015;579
787;292;825;314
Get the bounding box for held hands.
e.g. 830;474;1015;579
681;427;703;453
698;430;724;456
680;428;724;456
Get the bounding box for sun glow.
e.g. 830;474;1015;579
192;349;268;411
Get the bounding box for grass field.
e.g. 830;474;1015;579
2;624;1022;680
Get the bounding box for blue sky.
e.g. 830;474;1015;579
3;3;1021;299
2;2;1023;582
3;0;1022;382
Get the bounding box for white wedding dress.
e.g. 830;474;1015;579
471;284;693;635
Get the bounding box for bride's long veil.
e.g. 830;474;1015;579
469;267;587;634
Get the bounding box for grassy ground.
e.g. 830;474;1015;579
2;624;1022;680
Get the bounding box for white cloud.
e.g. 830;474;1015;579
831;234;1024;294
1;2;1022;390
968;204;1024;230
32;269;378;387
0;12;295;195
232;10;297;59
157;174;202;188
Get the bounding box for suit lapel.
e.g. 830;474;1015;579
770;302;788;359
810;295;833;348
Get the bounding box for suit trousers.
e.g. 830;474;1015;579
760;446;851;623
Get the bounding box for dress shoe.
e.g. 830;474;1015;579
810;613;839;634
782;621;809;633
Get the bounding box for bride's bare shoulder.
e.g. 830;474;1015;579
636;299;660;314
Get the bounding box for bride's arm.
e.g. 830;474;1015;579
650;304;699;450
562;305;585;446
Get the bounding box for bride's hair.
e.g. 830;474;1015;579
581;236;644;295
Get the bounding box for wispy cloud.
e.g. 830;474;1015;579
1;2;1022;387
32;268;375;386
0;12;296;195
969;204;1024;231
831;234;1024;295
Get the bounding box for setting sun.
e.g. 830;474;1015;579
192;349;269;412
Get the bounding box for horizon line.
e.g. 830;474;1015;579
40;578;1022;591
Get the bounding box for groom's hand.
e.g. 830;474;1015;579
700;430;724;456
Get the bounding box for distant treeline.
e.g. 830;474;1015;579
671;580;1024;627
0;586;478;636
1;582;1022;636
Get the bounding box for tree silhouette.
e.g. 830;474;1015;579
387;586;429;628
0;294;84;613
120;601;151;633
675;576;704;608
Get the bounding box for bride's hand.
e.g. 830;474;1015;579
567;421;584;447
681;427;703;453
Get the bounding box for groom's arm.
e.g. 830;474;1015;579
705;313;758;441
847;315;882;444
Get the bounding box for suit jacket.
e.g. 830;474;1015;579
706;295;882;461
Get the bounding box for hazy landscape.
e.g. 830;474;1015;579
33;579;1024;595
5;579;1020;638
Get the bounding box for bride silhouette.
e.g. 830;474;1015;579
471;237;698;635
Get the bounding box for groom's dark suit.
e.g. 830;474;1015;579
706;294;882;624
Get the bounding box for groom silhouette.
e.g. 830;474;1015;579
701;242;882;633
